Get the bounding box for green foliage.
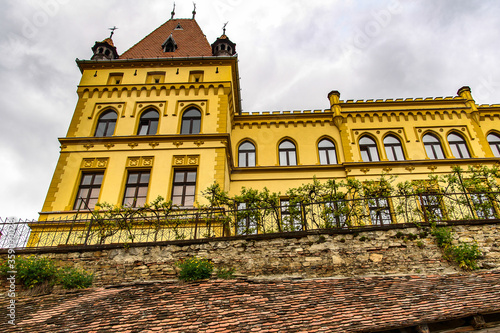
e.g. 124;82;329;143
57;267;94;289
176;257;214;281
445;242;482;271
216;267;235;279
431;227;453;247
0;256;93;289
0;256;57;288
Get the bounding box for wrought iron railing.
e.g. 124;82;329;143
1;191;499;250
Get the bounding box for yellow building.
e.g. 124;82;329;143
35;16;500;244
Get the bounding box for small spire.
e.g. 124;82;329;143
171;2;175;19
192;2;196;19
109;26;118;39
222;22;228;35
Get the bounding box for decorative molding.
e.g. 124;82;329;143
132;101;168;117
90;102;126;119
60;144;67;150
81;158;108;169
427;165;437;171
149;142;160;149
104;143;115;150
405;166;415;173
127;156;154;168
173;155;199;166
173;141;183;148
83;144;94;151
382;167;392;173
194;140;204;147
360;168;370;174
175;99;209;116
128;143;139;149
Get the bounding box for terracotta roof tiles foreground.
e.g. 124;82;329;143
120;19;213;59
2;271;500;332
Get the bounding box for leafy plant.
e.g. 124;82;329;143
176;257;214;281
0;256;57;288
216;267;235;279
431;227;453;248
57;267;94;289
445;242;482;271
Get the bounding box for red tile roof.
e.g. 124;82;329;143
3;271;500;332
120;19;213;59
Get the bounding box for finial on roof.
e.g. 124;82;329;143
192;2;196;19
109;26;118;39
171;2;176;19
223;22;228;35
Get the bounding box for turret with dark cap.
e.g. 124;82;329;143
211;22;236;56
91;27;119;60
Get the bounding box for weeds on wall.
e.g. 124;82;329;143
176;257;214;281
0;256;93;289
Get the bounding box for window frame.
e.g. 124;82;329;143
74;172;104;210
487;132;500;157
423;133;445;159
419;191;445;221
122;170;150;208
318;138;337;165
278;140;297;166
171;169;197;207
137;109;159;136
359;135;380;162
238;141;256;167
383;135;405;161
366;196;392;225
447;132;471;159
180;108;202;135
94;110;117;137
280;199;302;231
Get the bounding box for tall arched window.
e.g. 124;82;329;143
487;133;500;157
94;110;117;137
137;109;159;135
423;133;445;159
359;136;379;162
447;133;470;158
279;140;297;166
318;139;337;165
181;109;201;134
238;141;256;167
383;135;405;161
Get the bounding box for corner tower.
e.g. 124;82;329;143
40;17;240;220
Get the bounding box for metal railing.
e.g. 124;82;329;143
1;191;499;250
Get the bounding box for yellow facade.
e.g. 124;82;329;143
39;18;500;229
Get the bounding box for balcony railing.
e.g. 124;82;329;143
1;191;499;250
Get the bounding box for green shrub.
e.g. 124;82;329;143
216;267;235;279
176;257;214;281
431;227;453;247
57;267;94;289
0;256;57;288
446;242;482;271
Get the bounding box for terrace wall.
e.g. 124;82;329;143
1;221;499;287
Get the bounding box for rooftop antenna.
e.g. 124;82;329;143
109;26;118;38
171;2;175;19
223;22;228;35
192;2;196;19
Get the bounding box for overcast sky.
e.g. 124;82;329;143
2;0;500;220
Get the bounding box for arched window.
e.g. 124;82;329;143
447;133;470;158
318;139;337;165
94;110;117;137
181;109;201;134
137;109;159;135
238;141;256;167
383;135;405;161
487;133;500;157
279;140;297;166
359;136;379;162
423;133;445;159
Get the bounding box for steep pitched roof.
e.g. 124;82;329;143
4;271;500;332
120;19;213;59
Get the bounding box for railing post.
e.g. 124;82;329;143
83;217;94;246
419;193;429;223
66;197;84;245
194;212;199;240
300;202;307;231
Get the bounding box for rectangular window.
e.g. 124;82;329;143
367;197;392;225
146;71;166;84
74;172;104;210
171;170;197;207
107;73;124;85
420;192;444;221
280;200;302;231
324;201;347;228
236;202;258;235
122;171;150;207
470;193;496;219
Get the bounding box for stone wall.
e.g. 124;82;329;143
2;222;499;286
